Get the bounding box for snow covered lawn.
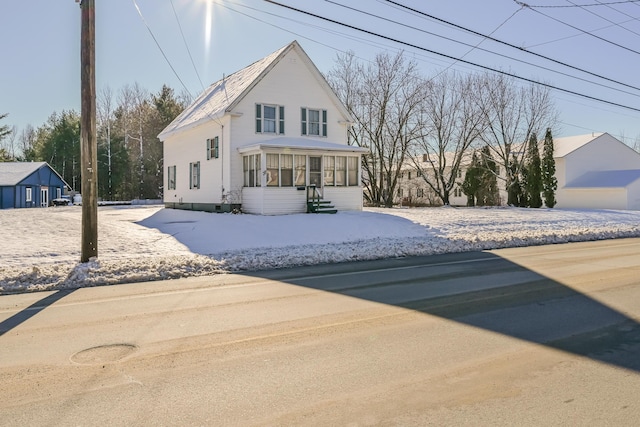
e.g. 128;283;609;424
1;205;640;293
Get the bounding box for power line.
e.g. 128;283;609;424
264;1;640;112
382;0;640;92
515;0;640;7
518;1;640;56
566;0;640;39
323;1;640;99
169;0;205;93
525;15;639;48
131;0;191;96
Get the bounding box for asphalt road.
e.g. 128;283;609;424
1;238;640;426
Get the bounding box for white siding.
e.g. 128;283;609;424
557;188;628;210
628;180;640;210
163;116;230;205
324;187;363;211
262;188;307;215
228;48;349;154
241;187;264;214
563;134;640;185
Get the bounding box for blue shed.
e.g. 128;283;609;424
0;162;70;209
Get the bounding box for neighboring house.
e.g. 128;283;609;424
554;132;640;210
0;162;69;209
395;152;481;207
396;132;640;210
159;41;368;215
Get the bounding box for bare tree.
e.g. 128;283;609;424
477;73;556;205
98;86;115;200
633;134;640;153
327;51;425;207
0;125;18;161
411;72;485;205
18;124;37;161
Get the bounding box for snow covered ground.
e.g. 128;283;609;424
1;205;640;293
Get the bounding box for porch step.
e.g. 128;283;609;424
307;200;337;214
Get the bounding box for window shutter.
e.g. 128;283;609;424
322;110;327;137
213;136;219;158
206;139;211;160
256;104;262;133
196;161;201;188
301;108;307;135
279;106;285;134
189;163;193;189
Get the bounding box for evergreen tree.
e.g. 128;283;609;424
0;113;11;142
525;132;543;208
461;151;481;206
34;111;82;192
477;146;500;206
542;128;558;208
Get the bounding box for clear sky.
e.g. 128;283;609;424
2;0;640;144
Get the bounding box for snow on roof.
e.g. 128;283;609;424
158;42;292;139
565;169;640;188
237;137;368;153
0;162;47;186
553;133;604;158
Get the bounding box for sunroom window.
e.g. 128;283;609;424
266;154;279;186
348;157;359;186
243;154;261;187
295;155;306;186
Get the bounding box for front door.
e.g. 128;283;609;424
40;187;49;207
309;156;322;188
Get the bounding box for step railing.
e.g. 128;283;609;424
306;185;322;212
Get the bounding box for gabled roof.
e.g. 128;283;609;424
0;162;48;186
237;137;368;154
158;41;353;140
553;132;605;158
565;169;640;189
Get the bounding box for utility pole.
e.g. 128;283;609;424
78;0;98;262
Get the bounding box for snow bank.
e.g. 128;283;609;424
1;205;639;293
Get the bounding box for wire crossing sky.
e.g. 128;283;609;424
2;0;640;144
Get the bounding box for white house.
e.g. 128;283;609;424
554;132;640;210
159;41;367;215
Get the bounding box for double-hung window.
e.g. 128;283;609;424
256;104;284;134
301;108;327;137
168;165;176;190
25;187;32;202
189;161;200;189
206;137;219;159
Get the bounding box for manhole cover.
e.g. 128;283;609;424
71;344;138;365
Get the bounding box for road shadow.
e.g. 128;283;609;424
0;290;75;336
244;250;640;373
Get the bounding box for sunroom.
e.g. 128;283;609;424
238;138;368;215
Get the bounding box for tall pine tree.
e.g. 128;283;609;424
542;128;558;208
477;145;500;206
461;151;481;206
525;132;543;208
